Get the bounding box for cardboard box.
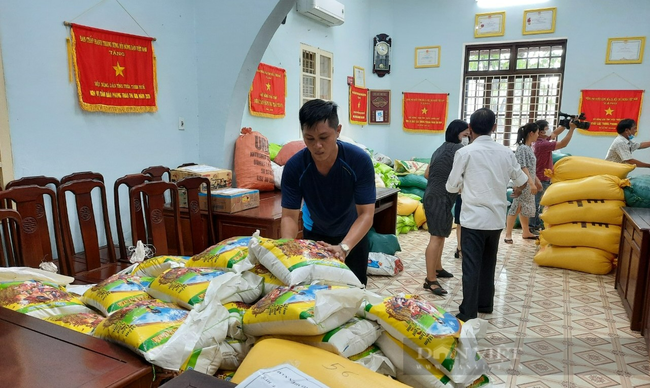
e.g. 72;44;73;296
179;188;260;213
170;164;232;192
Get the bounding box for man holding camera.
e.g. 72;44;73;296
529;119;577;233
605;119;650;167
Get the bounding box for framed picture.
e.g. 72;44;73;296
522;7;556;35
415;46;441;68
606;37;646;64
474;11;505;38
368;89;391;125
353;66;365;88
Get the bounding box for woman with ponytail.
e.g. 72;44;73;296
504;122;542;243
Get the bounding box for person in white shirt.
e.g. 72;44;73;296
446;108;528;322
605;119;650;167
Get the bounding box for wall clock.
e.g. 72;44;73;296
373;33;391;77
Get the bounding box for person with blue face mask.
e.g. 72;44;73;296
605;119;650;167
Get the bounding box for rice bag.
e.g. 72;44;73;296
131;255;189;277
349;344;397;377
224;301;251;340
44;312;105;334
362;294;489;385
219;338;255;370
147;267;263;309
0;267;74;286
248;263;285;295
93;298;229;371
180;344;222;375
82;273;152;316
243;284;365;337
0;280;93;319
248;233;362;287
187;236;254;272
367;252;404;276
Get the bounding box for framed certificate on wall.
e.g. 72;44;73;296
606;37;646;64
522;7;556;35
415;46;440;68
353;66;366;88
474;12;505;38
369;89;391;124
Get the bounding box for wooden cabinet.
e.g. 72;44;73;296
615;207;650;332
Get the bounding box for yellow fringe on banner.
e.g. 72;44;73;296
66;38;73;83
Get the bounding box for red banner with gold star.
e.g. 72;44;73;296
249;63;286;118
349;85;368;125
70;24;156;113
402;92;448;132
578;90;644;135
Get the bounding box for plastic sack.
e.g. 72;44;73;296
224;301;251;341
247;263;285;295
242;284;365;337
367;228;401;255
414;202;426;227
349;344;397;377
271;161;284;190
82;273;152;316
540;175;629;206
44;312;105;334
546;155;635;183
397;194;420;216
93;298;229;371
248;233;362;287
394;160;428;176
234;127;275;191
131;255;188;277
623;175;650;208
187;236;254;272
540;199;625;226
367;252;403;276
269;317;382;357
0;267;74;286
398;174;428;190
399;186;425;198
231;338;410;387
269;143;281;161
147;267;263;309
0;280;93;319
274;140;306;166
540;223;621;254
219;338;254;370
534;245;614;274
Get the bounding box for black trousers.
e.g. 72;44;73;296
457;227;501;320
303;229;368;286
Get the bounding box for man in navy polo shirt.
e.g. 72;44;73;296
280;99;376;285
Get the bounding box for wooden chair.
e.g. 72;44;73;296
141;165;170;182
129;181;183;256
113;173;151;261
176;176;215;255
0;209;23;267
0;186;66;274
60;171;104;185
5;175;60;191
58;179;125;283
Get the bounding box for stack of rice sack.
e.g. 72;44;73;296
623;175;650;208
535;156;634;274
394;159;428;198
397;192;426;235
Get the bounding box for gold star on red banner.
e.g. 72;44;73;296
266;83;271;91
113;61;125;77
421;107;428;114
605;107;614;115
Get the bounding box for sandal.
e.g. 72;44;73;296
503;238;513;244
423;279;448;296
454;248;461;259
436;268;454;278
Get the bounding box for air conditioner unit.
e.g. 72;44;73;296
296;0;345;27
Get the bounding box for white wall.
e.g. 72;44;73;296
241;0;650;176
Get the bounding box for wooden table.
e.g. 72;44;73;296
0;307;153;388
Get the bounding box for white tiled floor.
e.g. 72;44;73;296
366;228;650;388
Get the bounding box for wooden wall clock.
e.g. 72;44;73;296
373;33;391;77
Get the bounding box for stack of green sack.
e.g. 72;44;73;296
623;175;650;208
394;159;428;198
396;193;426;235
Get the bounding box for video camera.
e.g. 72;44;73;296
558;111;590;129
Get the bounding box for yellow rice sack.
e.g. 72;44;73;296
0;267;74;286
187;236;254;272
147;267;263;309
413;202;426;227
269;317;382;357
0;280;93;319
93;298;229;371
242;284;364;337
534;246;614;274
361;294;488;385
231;338;410;387
397;194;420;216
349;344;397;377
541;223;621;254
540;174;629;206
248;233;362;287
180;344;222;375
82;273;152;316
547;155;635;183
247;263;285;295
44;312;105;334
131;255;188;277
224;301;250;340
540;199;625;226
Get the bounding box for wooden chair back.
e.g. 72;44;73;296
5;175;60;191
141;165;171;182
129;181;183;256
0;209;23;268
114;173;151;261
0;186;66;274
60;171;104;185
58;179;117;279
176;176;214;254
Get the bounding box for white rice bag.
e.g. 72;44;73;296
367;252;404;276
349;344;397;377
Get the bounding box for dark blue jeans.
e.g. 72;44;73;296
530;180;551;230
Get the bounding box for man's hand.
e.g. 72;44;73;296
318;241;346;262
